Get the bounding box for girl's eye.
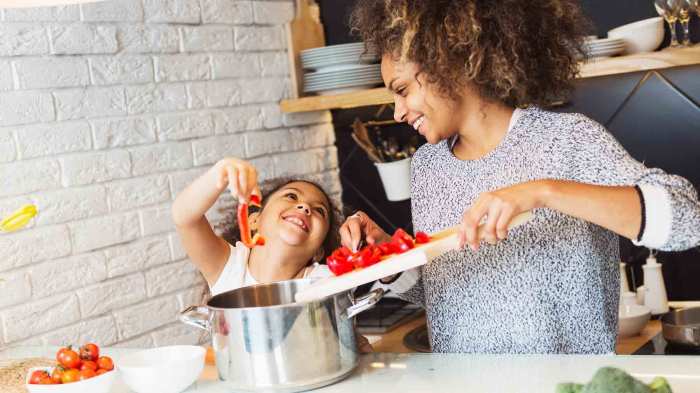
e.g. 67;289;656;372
315;207;326;217
285;192;298;200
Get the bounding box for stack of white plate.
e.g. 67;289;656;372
301;42;382;95
584;37;626;58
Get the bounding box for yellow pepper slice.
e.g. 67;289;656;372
0;204;38;233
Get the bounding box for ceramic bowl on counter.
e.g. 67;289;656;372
608;17;664;54
25;367;116;393
618;304;651;337
117;345;205;393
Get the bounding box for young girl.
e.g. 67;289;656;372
172;158;340;296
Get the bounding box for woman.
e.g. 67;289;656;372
341;0;700;354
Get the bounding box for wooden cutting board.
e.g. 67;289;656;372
294;212;534;303
285;0;325;99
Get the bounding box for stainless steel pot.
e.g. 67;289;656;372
180;279;383;392
661;306;700;347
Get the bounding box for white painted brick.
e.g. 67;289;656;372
108;175;170;211
117;25;180;54
113;332;154;348
192;135;245;166
130;142;193;176
61;150;131;186
77;273;146;318
81;0;143;22
91;116;157;149
176;285;207;309
30;252;107;299
186;82;208;109
168;232;188;260
213;106;262;134
126;83;188;115
0;24;49;56
3;5;79;22
239;77;287;104
13;56;89;89
307;170;342;195
114;296;179;339
211;53;260;79
90;55;154;85
245;129;289;157
16;121;92;159
259;51;289;76
0;91;54;126
155;54;211;83
253;1;295;24
50;24;118;55
249;155;274;181
144;0;200;24
168;167;204;198
0;225;71;272
145;260;201;297
234;26;284;51
181;26;234;52
260;103;283;129
205;80;241;108
157;112;214;141
70;212;140;253
0;159;61;198
0;60;13;91
283;110;332;126
0;129;17;162
274;147;338;178
33;185;108;226
105;236;171;278
0;269;31;308
42;315;118;347
1;293;80;343
202;0;253;24
54;86;126;121
290;123;335;149
151;323;204;346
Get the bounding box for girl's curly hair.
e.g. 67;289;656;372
216;178;342;264
350;0;592;107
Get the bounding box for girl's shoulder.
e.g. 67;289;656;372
304;263;332;279
209;242;250;296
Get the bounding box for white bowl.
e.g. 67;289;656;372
25;366;116;393
118;345;206;393
618;304;651;337
608;17;664;54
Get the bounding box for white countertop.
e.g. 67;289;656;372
3;347;700;393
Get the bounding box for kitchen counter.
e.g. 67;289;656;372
2;346;699;392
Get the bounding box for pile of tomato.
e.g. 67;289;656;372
326;229;430;276
28;343;114;385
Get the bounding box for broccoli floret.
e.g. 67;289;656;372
582;367;651;393
555;383;584;393
649;377;673;393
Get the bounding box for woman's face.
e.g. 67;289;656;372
254;181;331;259
381;54;461;144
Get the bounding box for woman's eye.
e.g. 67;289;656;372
397;87;407;97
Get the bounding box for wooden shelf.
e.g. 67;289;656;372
280;46;700;113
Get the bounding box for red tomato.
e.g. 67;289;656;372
50;367;64;384
61;368;80;384
39;376;55;385
96;368;109;376
414;231;430;244
80;360;97;372
326;255;354;276
79;343;99;361
96;356;114;371
78;368;96;381
29;370;50;384
57;347;82;369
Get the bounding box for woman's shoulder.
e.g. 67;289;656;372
519;106;609;144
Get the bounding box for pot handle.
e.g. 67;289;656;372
180;305;211;331
346;288;384;319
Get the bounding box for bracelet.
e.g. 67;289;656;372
633;185;646;242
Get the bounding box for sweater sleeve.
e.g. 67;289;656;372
564;114;700;251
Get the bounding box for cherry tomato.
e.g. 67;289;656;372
78;368;96;381
414;231;430;244
39;376;55;384
96;356;114;371
96;368;109;376
326;254;354;276
57;347;82;369
79;343;99;361
61;368;80;384
80;360;97;372
51;366;65;384
29;370;50;384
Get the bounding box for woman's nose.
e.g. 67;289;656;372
393;99;407;123
296;204;311;215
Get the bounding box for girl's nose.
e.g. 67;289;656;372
296;204;311;215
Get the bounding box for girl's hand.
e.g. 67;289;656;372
339;211;391;252
460;180;548;250
215;158;261;204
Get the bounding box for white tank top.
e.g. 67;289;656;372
209;242;332;296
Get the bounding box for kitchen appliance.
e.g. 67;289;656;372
661;306;700;347
180;279;382;393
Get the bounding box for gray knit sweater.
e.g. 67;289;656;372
394;106;700;354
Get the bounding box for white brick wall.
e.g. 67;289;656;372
0;0;340;348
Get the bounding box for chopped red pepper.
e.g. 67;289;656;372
238;198;265;248
327;254;354;275
415;231;430;244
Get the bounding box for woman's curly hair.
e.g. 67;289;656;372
216;178;342;264
350;0;592;107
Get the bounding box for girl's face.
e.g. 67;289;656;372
381;54;466;144
253;181;331;260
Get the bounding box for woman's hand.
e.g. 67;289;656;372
460;180;548;250
215;158;261;204
339;210;391;252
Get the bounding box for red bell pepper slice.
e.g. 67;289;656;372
327;254;354;275
238;196;265;248
415;231;430;244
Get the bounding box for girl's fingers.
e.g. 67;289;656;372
227;166;239;199
247;166;258;201
237;167;249;203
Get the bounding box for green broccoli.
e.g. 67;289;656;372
555;367;673;393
